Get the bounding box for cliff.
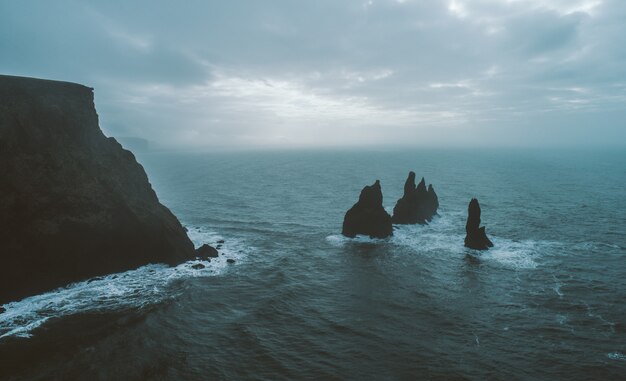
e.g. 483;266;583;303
0;75;196;304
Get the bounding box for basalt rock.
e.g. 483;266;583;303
464;198;493;250
196;244;219;258
391;172;439;224
0;75;197;304
342;180;393;239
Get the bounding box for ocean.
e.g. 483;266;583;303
1;148;625;380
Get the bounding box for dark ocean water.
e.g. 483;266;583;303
1;149;625;380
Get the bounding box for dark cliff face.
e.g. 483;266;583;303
391;172;439;224
342;180;393;239
0;75;195;304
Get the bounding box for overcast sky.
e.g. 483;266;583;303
1;0;625;149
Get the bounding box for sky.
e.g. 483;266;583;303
1;0;625;149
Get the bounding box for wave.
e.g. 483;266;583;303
608;352;626;361
0;225;252;340
326;211;561;270
572;241;624;251
325;234;390;246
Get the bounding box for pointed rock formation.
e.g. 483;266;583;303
426;184;439;218
342;180;393;238
391;171;439;224
464;198;494;250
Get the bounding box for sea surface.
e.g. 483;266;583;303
1;148;625;380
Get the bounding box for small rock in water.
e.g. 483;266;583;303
217;239;225;244
216;245;222;249
196;244;219;258
226;259;235;264
191;263;205;270
0;306;5;314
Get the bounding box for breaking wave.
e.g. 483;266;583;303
326;210;562;270
0;225;252;339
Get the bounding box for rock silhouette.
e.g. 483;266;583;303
196;244;219;258
464;198;494;250
392;172;439;224
0;75;197;304
342;180;393;238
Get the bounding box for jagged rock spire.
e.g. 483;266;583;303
464;198;494;250
392;171;439;224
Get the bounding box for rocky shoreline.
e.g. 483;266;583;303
0;75;214;304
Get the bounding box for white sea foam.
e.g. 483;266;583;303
480;238;541;269
327;210;559;271
574;241;623;251
392;212;554;270
0;226;251;339
608;352;626;361
325;234;389;246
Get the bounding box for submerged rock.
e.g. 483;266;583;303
0;306;5;314
464;198;494;250
0;75;196;304
191;263;206;270
226;259;235;264
342;180;393;239
391;172;439;224
196;244;219;258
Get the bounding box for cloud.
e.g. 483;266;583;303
0;0;624;148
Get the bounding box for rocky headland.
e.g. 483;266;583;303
0;75;209;304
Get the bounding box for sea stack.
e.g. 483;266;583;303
464;198;494;250
391;171;439;224
0;75;198;304
342;180;393;238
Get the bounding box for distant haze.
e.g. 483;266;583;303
2;0;625;149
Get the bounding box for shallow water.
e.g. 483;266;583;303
1;148;625;380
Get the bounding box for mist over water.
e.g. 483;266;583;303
1;148;625;380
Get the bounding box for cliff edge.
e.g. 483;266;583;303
0;75;196;304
